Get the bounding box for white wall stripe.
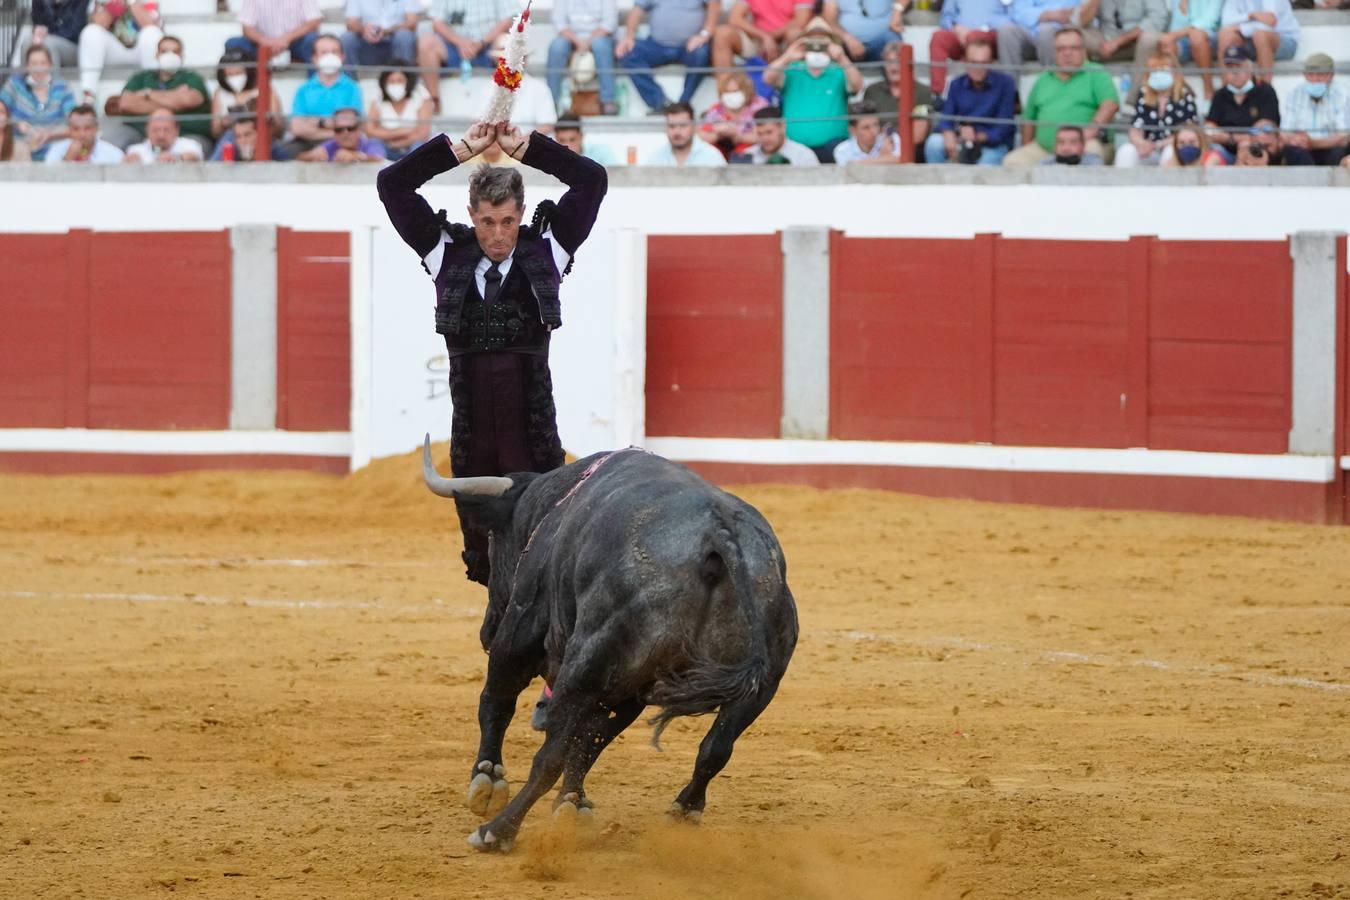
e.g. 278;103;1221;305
645;437;1336;484
0;429;351;457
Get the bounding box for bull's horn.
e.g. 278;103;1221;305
422;435;514;498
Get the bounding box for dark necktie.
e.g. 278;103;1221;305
483;261;503;305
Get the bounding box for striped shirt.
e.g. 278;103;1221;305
238;0;323;37
0;74;77;129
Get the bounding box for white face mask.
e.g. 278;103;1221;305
316;53;343;76
385;81;407;102
721;90;746;111
804;51;830;71
225;73;248;93
158;52;182;74
27;71;52;89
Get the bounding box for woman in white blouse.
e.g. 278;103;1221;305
211;48;283;139
365;61;432;160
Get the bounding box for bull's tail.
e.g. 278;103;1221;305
647;522;771;749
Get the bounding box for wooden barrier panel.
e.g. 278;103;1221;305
277;229;351;431
0;234;72;427
646;235;782;438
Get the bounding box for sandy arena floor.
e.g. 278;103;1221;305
2;448;1349;899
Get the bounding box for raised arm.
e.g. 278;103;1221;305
376;124;494;259
498;126;608;257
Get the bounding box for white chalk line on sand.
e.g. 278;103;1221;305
0;554;436;569
831;629;1350;695
4;589;481;617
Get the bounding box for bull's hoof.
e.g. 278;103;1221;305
552;791;595;824
467;760;510;818
466;825;515;854
666;802;702;825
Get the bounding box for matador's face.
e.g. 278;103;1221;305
468;199;523;263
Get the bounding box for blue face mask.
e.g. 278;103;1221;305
1228;79;1254;94
1306;81;1328;100
1147;71;1173;92
1176;145;1202;164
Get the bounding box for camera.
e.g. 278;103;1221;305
1248;143;1265;159
957;139;982;165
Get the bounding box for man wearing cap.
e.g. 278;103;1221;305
1282;53;1349;166
1204;43;1279;157
764;16;865;162
1217;0;1299;78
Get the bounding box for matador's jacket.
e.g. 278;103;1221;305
376;133;608;585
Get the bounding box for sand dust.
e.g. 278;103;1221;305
2;445;1349;898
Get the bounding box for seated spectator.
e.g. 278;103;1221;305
1092;0;1169;104
124;107;203;162
644;101;728;165
700;70;771;158
1004;27;1118;166
764;18;864;162
1205;44;1278;157
365;61;432;161
923;37;1017;165
928;0;1008;95
342;0;419;68
1235;118;1312;164
0;46;76;161
1217;0;1298;78
24;0;89;69
555;112;620;164
1162;122;1227;165
43;104;124;162
732;104;820;163
211;49;283;140
210;105;289;160
110;34;211;152
999;0;1097;67
299;107;387;162
822;0;904;62
77;1;164;102
547;0;621;115
861;41;935;162
225;0;322;66
1282;53;1349;166
0;99;33;162
617;0;720;113
1115;50;1198;166
1037;124;1105;164
286;34;365;156
417;0;516;109
1160;0;1223;98
833;101;900;163
711;0;811;78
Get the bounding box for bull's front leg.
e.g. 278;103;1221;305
467;650;536;819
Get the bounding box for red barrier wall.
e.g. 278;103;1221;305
829;235;1293;455
0;234;72;428
277;229;351;431
646;235;782;437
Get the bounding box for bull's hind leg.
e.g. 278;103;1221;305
553;696;645;821
466;649;536;819
669;682;780;823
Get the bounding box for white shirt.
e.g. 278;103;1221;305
644;139;727;166
125;137;204;163
43;138;125;164
423;227;573;299
744;137;819;165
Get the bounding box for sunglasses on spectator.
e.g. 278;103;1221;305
334;124;360;133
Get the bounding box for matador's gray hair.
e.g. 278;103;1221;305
469;164;525;210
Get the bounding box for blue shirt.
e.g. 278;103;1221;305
291;74;364;118
0;74;77;129
935;70;1018;148
940;0;1012;31
1010;0;1079;32
835;0;898;42
344;0;419;29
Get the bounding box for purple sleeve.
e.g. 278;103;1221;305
375;134;459;259
521;131;608;256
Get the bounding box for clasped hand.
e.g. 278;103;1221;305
462;121;529;157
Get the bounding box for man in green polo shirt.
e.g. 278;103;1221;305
1004;26;1118;166
764;16;864;162
107;34;213;152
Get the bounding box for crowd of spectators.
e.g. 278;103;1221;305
0;0;1344;168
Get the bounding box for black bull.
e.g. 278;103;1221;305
422;438;799;851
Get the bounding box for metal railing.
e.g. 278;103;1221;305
0;0;31;69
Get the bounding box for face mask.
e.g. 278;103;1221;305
1227;79;1253;95
225;73;248;93
721;91;746;111
1054;153;1082;165
1176;145;1202;164
27;72;51;88
158;52;182;74
385;81;407;102
316;53;343;76
804;51;830;71
1147;71;1173;92
1306;81;1328;100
